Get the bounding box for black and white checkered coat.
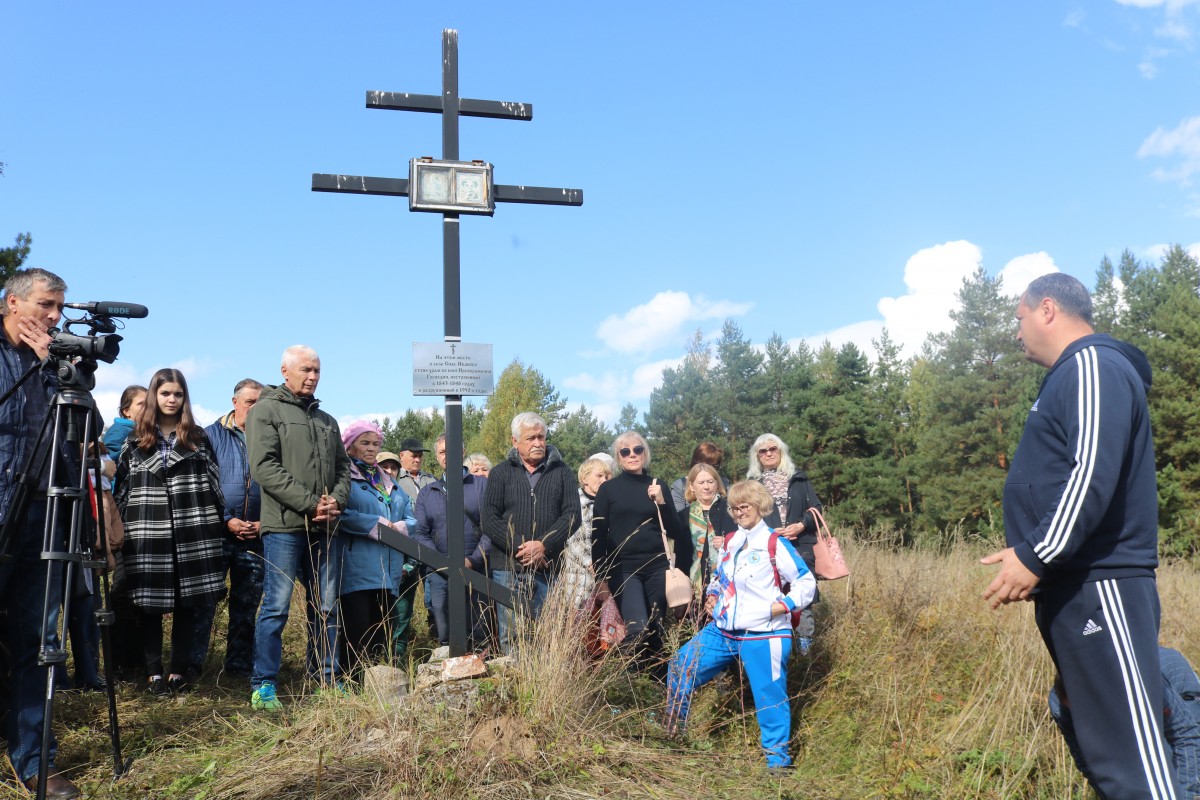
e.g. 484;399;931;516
114;432;226;611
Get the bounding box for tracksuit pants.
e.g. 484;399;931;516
1036;577;1178;799
666;623;793;768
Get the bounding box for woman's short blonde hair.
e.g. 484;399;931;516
684;463;725;504
726;480;774;516
612;430;651;472
578;456;613;485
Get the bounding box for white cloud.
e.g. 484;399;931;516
1155;19;1192;37
1064;8;1086;27
1115;0;1200;10
787;243;1059;361
594;291;752;354
1138;115;1200;184
192;404;221;427
564;356;683;424
92;362;143;427
167;356;220;380
998;252;1059;295
872;240;983;356
1116;0;1200;41
1142;241;1200;260
1139;60;1160;78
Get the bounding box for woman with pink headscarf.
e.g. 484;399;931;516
333;420;417;676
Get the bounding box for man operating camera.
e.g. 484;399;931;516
0;267;81;798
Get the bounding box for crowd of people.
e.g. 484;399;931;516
2;266;1199;796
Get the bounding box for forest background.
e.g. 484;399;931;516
370;246;1200;559
2;226;1196;556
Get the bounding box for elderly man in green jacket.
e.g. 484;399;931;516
246;345;350;710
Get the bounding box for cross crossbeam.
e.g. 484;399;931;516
366;91;533;121
312;28;580;657
311;173;582;206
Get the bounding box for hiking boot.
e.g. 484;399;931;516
166;674;190;693
23;773;81;799
146;675;168;696
251;681;283;710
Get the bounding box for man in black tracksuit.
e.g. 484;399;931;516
480;412;580;654
983;273;1177;800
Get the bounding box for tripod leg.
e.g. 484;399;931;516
82;406;128;777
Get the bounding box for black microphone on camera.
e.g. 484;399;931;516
63;301;150;319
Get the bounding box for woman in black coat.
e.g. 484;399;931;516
115;368;225;694
591;432;692;672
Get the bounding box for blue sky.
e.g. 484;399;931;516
3;1;1199;431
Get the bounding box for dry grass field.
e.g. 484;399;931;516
33;536;1199;800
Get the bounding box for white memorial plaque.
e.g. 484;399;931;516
412;342;494;396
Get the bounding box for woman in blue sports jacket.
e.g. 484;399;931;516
333;420;416;677
666;479;816;770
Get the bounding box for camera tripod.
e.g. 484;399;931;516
0;356;127;800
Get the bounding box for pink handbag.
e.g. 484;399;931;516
808;507;850;580
655;481;694;610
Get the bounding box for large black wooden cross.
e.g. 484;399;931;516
313;29;582;657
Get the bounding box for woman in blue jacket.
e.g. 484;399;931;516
334;421;416;677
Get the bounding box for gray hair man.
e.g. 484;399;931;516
480;412;580;653
246;346;350;710
0;268;81;797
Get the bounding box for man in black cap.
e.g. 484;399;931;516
390;437;436;650
394;437;435;502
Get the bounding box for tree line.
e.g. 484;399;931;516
381;245;1200;558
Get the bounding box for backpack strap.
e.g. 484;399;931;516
767;530;802;630
767;531;784;593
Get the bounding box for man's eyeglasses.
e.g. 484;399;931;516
758;446;780;455
618;445;646;458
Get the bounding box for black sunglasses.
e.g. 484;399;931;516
618;445;646;458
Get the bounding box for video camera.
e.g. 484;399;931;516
48;301;149;389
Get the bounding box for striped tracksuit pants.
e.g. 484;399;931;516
666;623;793;768
1037;577;1178;800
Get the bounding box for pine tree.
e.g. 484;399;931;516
644;330;723;482
711;319;766;467
863;329;914;530
379;408;445;454
0;232;32;282
1116;245;1200;555
908;268;1038;541
551;405;614;471
475;359;567;462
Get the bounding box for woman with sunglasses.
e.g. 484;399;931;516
591;432;692;674
666;480;816;771
747;433;824;652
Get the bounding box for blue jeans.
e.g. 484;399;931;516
490;567;551;655
0;498;64;781
252;532;338;688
